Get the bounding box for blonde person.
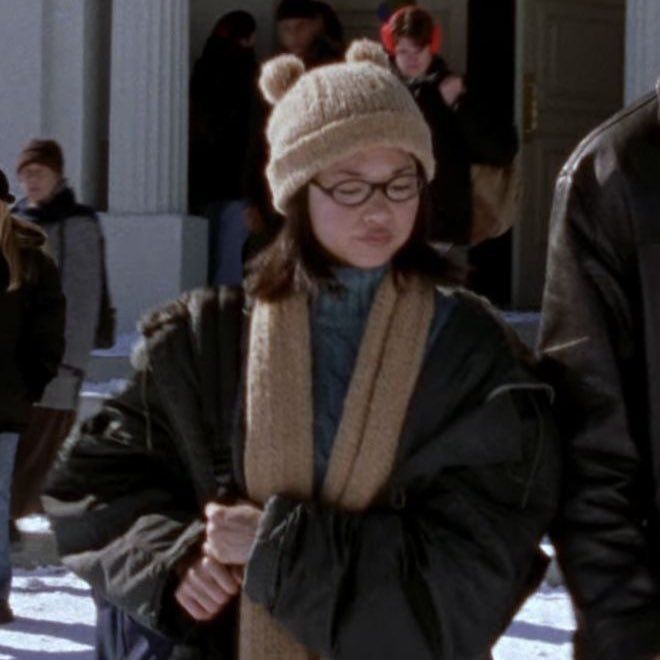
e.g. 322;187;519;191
0;168;64;623
44;42;560;659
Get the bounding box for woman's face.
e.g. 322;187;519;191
308;147;420;269
277;17;319;59
394;37;433;79
18;163;60;206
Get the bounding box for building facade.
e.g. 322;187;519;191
0;0;658;333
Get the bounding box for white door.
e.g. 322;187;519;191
513;0;625;308
332;0;467;72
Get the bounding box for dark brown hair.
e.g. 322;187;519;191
246;173;464;301
391;7;435;49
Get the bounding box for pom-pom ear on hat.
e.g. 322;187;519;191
259;54;306;105
345;39;389;69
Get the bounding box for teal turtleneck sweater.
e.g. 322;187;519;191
309;267;456;489
310;266;387;488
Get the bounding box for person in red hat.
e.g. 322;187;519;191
381;6;517;247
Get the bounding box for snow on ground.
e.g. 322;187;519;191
1;520;575;659
494;585;575;659
0;568;94;659
0;572;575;659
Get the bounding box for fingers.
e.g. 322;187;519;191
200;549;241;594
205;501;262;525
204;502;228;523
176;582;222;620
204;502;263;566
175;586;214;622
230;565;245;586
175;554;240;622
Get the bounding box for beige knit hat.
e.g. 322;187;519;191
260;39;435;214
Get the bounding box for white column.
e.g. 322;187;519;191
106;0;207;334
109;0;188;213
625;0;660;103
0;0;43;190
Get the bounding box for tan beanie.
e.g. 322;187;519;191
260;39;435;214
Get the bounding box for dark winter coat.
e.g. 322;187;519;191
539;81;660;660
405;57;518;244
44;286;560;659
188;38;259;212
0;219;65;432
14;186;102;411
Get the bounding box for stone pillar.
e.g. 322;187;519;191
105;0;207;335
625;0;660;103
0;0;105;205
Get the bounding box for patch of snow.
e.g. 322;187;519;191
494;585;575;659
14;516;51;536
0;569;94;659
80;379;129;397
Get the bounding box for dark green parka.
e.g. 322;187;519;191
44;286;560;659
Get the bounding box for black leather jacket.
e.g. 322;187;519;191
539;81;660;660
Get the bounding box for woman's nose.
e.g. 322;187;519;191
361;189;392;224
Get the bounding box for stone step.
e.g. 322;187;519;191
11;516;59;569
85;332;138;382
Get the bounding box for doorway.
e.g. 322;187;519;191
513;0;625;309
466;0;516;307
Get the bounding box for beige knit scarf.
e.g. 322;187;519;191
240;272;435;660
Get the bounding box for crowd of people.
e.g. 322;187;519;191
1;2;660;659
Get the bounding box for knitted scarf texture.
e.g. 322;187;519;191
241;272;435;659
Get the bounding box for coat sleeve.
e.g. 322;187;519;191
244;386;560;659
43;364;206;638
59;215;102;372
18;252;66;401
539;163;660;659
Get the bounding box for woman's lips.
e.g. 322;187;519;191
357;232;393;246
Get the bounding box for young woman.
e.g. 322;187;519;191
44;41;559;659
381;6;518;245
0;168;64;623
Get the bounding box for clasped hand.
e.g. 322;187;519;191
174;501;262;622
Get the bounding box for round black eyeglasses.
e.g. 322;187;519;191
310;174;424;207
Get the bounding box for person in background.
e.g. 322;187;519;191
44;41;559;659
381;5;517;246
189;10;259;285
312;1;345;55
0;168;65;624
11;139;102;521
242;1;347;271
276;0;343;68
539;80;660;660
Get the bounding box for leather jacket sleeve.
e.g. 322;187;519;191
539;155;660;659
